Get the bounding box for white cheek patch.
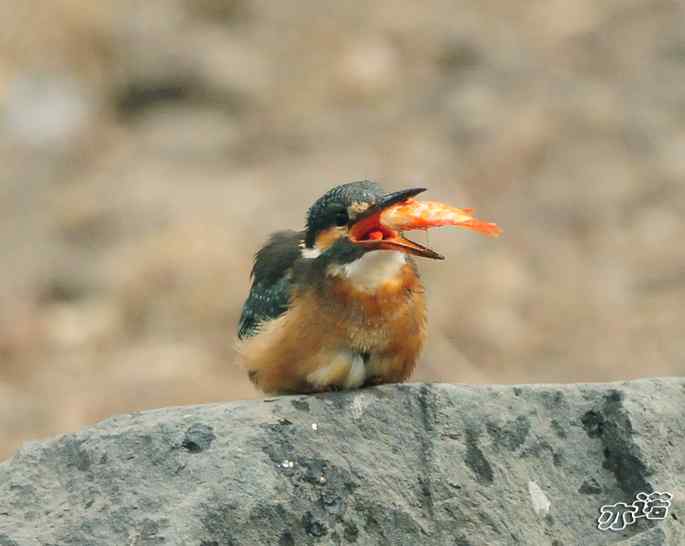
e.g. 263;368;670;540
301;247;321;259
329;251;407;291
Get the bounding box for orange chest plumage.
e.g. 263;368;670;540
312;261;427;351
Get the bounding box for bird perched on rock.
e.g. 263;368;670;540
237;180;501;394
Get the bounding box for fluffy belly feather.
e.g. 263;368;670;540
237;256;427;394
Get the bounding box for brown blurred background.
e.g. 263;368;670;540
1;1;684;461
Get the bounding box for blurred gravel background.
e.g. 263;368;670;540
1;0;684;461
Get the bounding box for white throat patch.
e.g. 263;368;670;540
328;251;407;291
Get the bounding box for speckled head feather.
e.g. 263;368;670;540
304;180;385;248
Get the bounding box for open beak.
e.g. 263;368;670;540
349;188;445;259
349;187;502;259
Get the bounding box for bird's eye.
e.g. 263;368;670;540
335;210;349;226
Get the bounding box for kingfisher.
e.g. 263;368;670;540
236;180;501;394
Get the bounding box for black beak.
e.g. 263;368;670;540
348;187;444;260
356;188;427;223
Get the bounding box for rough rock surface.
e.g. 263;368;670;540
1;378;683;546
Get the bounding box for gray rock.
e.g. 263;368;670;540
0;378;683;546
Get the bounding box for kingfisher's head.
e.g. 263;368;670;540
303;180;443;262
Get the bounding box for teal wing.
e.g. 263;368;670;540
238;230;303;340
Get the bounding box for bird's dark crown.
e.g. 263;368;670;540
304;180;385;248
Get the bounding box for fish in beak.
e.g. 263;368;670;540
349;188;502;259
